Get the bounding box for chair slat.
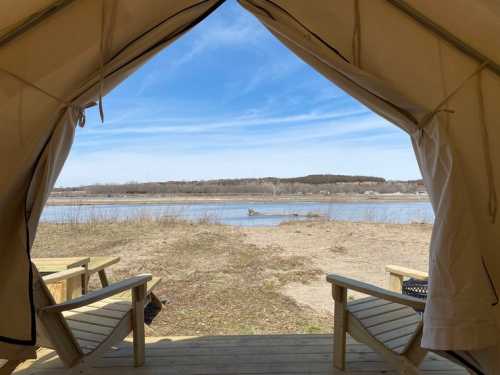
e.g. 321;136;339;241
385;333;416;353
66;320;114;336
88;299;132;312
63;310;121;328
71;329;108;344
359;306;415;328
76;339;99;354
351;302;406;320
345;296;378;306
348;298;392;313
71;305;128;319
375;322;420;343
367;314;420;336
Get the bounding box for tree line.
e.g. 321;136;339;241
54;174;425;196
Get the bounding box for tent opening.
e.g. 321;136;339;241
34;0;428;338
2;0;499;373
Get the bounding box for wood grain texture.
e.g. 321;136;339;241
41;275;152;313
385;265;428;280
326;273;426;311
14;334;467;374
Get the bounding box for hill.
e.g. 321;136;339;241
53;174;425;196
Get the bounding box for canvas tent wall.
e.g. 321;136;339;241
0;0;225;361
1;0;499;372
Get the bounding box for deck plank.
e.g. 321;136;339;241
14;334;467;374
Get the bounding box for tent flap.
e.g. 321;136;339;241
239;0;500;361
0;0;223;359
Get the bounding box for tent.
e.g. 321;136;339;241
1;0;499;372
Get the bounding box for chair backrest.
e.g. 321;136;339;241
32;266;82;367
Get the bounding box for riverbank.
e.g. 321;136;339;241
32;218;431;335
47;193;429;206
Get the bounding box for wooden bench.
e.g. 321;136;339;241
33;256;120;301
33;256;164;313
87;257;163;309
32;257;90;301
87;256;121;288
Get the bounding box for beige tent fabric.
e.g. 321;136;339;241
239;0;500;357
1;0;500;371
0;0;224;360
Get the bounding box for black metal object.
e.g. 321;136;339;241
402;278;428;300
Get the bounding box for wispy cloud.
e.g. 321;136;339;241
238;55;305;95
136;1;270;95
58;0;421;187
171;13;266;67
82;108;369;136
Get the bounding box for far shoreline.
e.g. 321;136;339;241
46;193;430;206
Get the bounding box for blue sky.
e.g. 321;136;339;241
56;0;421;187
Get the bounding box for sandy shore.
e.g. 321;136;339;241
32;219;430;335
46;193;429;206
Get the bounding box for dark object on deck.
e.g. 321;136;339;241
402;278;428;299
144;300;164;325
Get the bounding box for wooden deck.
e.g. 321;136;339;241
15;334;467;374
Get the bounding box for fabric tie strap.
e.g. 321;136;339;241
98;0;106;123
477;69;497;224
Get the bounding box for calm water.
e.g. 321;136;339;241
41;201;434;226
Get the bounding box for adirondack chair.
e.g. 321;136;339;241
327;269;481;375
327;273;426;374
3;265;156;373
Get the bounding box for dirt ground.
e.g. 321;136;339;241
32;218;431;336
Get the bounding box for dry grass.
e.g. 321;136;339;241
32;217;432;336
242;220;431;314
32;218;328;335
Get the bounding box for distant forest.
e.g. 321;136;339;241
54;174;426;196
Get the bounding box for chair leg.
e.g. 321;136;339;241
402;322;427;372
98;270;110;287
132;284;147;367
333;285;347;372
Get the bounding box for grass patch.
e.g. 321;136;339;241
33;218;330;335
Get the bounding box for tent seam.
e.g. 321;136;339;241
418;61;488;129
98;0;106;123
477;70;498;224
437;39;450;133
0;68;88;127
352;0;361;68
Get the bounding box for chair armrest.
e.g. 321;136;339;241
41;274;152;313
385;265;428;280
326;273;426;311
42;268;86;284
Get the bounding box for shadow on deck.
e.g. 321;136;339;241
15;334;467;374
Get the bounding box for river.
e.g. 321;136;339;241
41;200;434;226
